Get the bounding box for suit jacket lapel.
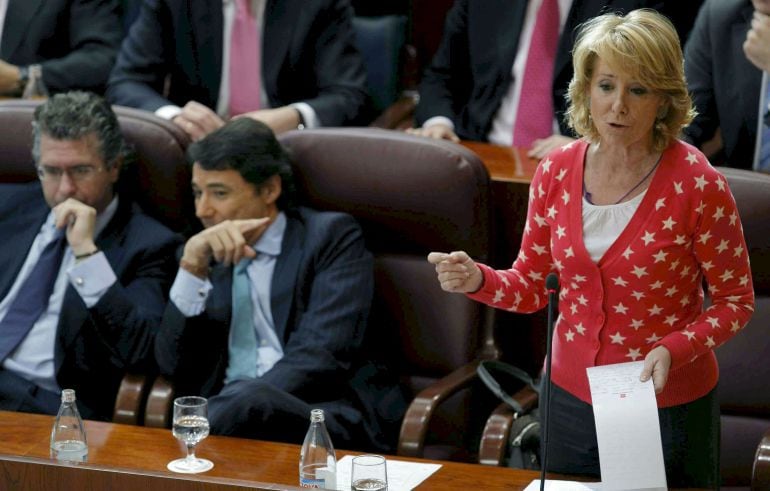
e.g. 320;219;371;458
271;213;302;344
490;0;527;81
261;0;293;105
193;0;224;105
0;0;44;59
735;4;761;135
0;196;48;301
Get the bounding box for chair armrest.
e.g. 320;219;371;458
143;375;175;428
478;385;539;466
397;360;482;458
369;92;417;130
752;426;770;490
112;373;152;425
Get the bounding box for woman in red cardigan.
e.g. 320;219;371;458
429;9;753;488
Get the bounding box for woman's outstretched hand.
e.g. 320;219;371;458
427;251;484;293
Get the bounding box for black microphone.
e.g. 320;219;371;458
540;272;559;491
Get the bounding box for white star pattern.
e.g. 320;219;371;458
706;317;719;329
698;231;712;245
555;168;568;181
646;333;662;344
701;260;713;271
715;239;729;254
650;280;664;290
729;212;738;226
622;247;634;260
685;152;698;165
492;289;505;304
631;266;648;278
547;205;558;219
527;271;543;282
664;314;678;326
532;243;547;255
574;323;586;335
674;181;683;194
679;296;690;307
719;270;734;282
564;247;574;258
630;319;644;330
674;235;688;245
730;321;741;332
613;276;629;287
652;250;668;263
626;348;642;361
553;259;563;270
696;201;706;214
573;274;587;283
712;207;725;221
661;217;676;230
669;259;680;272
610;332;626;345
648;304;663;316
577;295;588;306
679;265;691;278
631;291;645;301
739;275;749;287
555;225;566;239
733;245;744;258
655;198;666;210
570;303;578;315
614;303;629;314
538;183;545;198
501;276;511;287
541;158;553;173
533;214;547;227
694;175;708;191
682;330;696;340
705;336;716;348
562;190;570;205
665;286;678;297
641;231;655;246
716;177;726;191
565;330;575;342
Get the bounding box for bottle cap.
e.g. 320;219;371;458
61;389;76;403
310;408;325;422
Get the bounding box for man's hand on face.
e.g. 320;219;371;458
180;218;270;278
53;198;98;256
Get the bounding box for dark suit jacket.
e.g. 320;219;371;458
156;207;401;450
0;183;180;419
415;0;702;141
0;0;123;94
107;0;369;126
683;0;758;170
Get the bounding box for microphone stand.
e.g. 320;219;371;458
540;273;559;491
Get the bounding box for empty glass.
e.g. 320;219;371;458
351;454;388;490
167;396;214;473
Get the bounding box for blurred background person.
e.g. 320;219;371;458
428;10;753;487
408;0;701;159
0;0;122;96
107;0;370;141
0;92;180;419
683;0;770;171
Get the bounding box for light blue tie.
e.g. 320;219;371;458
225;258;259;383
757;72;770;171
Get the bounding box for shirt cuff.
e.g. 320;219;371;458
422;116;455;131
170;267;213;317
67;252;117;308
155;105;183;120
290;102;319;129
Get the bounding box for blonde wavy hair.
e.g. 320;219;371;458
565;9;695;152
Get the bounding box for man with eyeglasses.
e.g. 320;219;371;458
0;91;181;420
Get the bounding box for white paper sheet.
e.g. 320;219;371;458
523;479;602;490
335;455;441;490
586;361;667;491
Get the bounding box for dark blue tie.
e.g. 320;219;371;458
0;229;67;362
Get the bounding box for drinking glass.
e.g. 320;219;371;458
167;396;214;473
351;454;388;490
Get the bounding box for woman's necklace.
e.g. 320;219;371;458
583;153;662;205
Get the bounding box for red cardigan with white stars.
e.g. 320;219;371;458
469;139;754;408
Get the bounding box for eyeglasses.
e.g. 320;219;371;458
36;165;104;183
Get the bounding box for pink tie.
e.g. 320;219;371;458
229;0;261;116
512;0;559;148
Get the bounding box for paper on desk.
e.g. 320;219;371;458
587;361;667;491
523;480;601;490
335;455;441;491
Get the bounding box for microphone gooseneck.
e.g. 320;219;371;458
540;272;559;491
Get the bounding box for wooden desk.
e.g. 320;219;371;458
461;141;538;184
0;410;552;490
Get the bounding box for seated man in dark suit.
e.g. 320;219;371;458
683;0;770;170
0;92;181;419
107;0;369;141
156;118;401;451
0;0;122;96
409;0;701;159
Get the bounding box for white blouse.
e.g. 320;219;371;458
582;190;646;262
